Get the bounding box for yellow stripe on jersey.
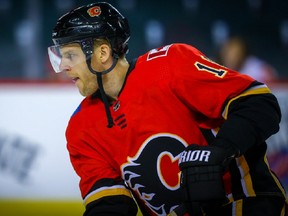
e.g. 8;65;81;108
222;85;271;119
236;156;256;197
264;152;288;198
232;199;243;216
83;185;133;206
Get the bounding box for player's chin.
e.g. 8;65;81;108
76;84;87;96
79;89;90;97
78;90;86;97
79;86;98;97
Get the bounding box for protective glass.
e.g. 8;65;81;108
47;43;88;73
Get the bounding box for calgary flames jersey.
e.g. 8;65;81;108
66;44;285;215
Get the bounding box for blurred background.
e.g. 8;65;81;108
0;0;288;81
0;0;287;216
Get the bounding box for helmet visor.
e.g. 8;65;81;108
47;43;88;73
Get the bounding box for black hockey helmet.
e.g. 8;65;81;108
52;2;130;56
49;2;129;128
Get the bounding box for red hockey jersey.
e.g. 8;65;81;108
66;44;280;215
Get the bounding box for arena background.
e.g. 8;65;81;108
0;0;287;215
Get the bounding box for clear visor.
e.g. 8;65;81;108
47;43;88;73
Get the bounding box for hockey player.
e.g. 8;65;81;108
48;2;287;215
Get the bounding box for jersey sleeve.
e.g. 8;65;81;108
167;44;281;153
168;43;262;125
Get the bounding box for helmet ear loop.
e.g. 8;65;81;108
81;39;115;128
96;73;114;128
81;38;119;75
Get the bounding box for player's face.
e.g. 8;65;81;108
59;43;99;96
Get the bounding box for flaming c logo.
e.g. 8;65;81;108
121;133;188;215
87;6;101;17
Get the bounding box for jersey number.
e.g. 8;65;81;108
195;62;227;78
147;45;172;61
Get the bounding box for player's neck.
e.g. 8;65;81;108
103;57;130;101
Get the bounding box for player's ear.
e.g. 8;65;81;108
99;44;111;63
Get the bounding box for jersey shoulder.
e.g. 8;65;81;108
133;43;204;77
67;95;101;131
139;43;203;63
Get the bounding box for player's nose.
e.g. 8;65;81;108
59;59;71;72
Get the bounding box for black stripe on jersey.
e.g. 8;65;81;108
84;195;138;216
83;178;138;216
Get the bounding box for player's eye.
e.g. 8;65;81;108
62;52;78;61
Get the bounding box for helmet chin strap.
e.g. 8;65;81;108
86;54;119;128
